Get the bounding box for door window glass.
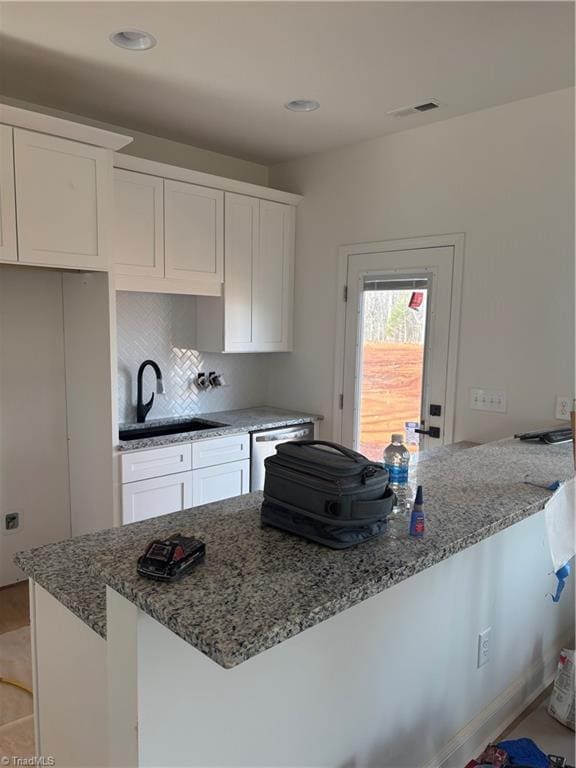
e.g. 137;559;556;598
358;280;428;461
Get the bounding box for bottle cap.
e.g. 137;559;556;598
391;433;404;443
415;485;423;504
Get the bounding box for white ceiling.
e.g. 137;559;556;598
0;2;573;164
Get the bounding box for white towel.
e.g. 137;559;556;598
544;477;575;572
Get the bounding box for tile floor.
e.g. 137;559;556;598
0;581;35;760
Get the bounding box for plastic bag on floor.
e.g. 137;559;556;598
548;648;575;731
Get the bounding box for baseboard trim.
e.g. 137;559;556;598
422;632;574;768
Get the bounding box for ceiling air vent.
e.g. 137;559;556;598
387;99;441;118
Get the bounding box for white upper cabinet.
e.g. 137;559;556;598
164;180;223;283
113;169;164;277
0;126;17;262
224;193;258;349
253;199;294;350
111;155;299;302
13;129;111;270
196;192;295;353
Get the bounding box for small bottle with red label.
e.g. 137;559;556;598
409;486;425;537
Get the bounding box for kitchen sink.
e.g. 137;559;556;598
118;419;227;442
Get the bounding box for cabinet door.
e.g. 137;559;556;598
113;169;164;276
223;192;258;351
253;200;295;351
14;129;110;269
191;459;250;507
164;180;223;282
0;125;17;262
122;471;192;524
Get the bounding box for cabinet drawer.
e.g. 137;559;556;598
191;460;250;507
122;471;192;524
191;433;249;469
121;443;192;483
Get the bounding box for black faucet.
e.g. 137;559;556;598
136;360;164;423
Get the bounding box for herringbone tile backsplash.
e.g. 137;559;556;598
116;292;269;423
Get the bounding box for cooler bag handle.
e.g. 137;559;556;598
290;440;367;464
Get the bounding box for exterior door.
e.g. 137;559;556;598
341;245;458;457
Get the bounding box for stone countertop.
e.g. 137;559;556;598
117;406;322;451
412;440;479;465
13;443;472;643
15;439;574;668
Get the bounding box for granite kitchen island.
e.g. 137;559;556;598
16;439;575;768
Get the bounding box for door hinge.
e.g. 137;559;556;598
339;393;344;410
343;285;348;302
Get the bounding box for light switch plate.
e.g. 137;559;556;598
555;396;572;421
470;388;507;413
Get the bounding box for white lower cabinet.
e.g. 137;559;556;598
121;442;192;484
32;583;109;768
191;459;250;506
122;471;192;524
120;434;251;524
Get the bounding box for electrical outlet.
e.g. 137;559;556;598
3;511;21;535
470;388;507;414
555;396;572;421
477;627;491;668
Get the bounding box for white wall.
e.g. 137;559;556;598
0;95;268;186
269;88;575;443
134;509;573;767
0;267;71;585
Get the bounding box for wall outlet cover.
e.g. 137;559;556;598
3;511;22;536
470;388;507;414
555;396;572;421
477;627;491;668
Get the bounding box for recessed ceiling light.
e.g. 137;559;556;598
110;29;157;51
284;99;320;113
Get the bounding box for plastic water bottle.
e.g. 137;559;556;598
384;434;412;538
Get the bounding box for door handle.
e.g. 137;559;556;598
255;429;310;442
414;426;441;438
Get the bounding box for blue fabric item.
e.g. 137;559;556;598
552;563;571;603
497;738;549;768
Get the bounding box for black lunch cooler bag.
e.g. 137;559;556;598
261;440;396;549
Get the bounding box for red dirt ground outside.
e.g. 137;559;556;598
358;341;424;461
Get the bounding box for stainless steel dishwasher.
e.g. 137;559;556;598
250;423;315;491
